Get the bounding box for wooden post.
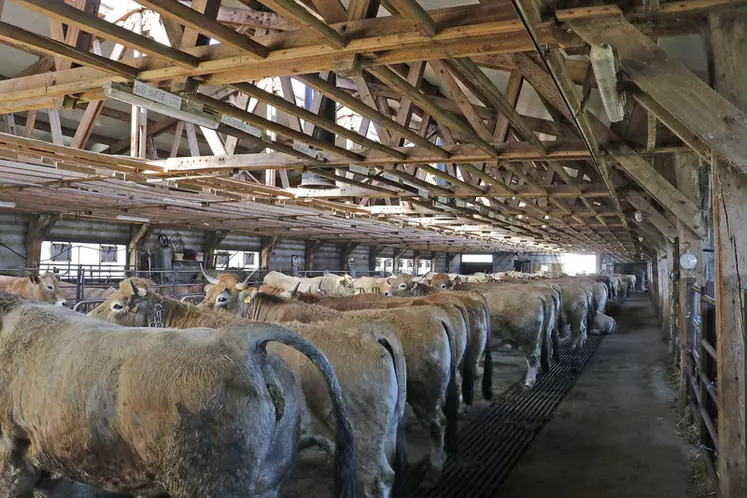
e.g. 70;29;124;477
203;230;229;269
430;251;441;273
304;239;322;272
340;242;360;272
446;252;460;273
260;235;276;271
392;248;407;274
675;152;705;398
708;9;747;497
127;223;152;271
369;245;384;273
25;214;58;269
413;250;422;275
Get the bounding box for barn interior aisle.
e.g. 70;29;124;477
498;293;696;498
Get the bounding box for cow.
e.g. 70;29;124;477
1;291;357;498
352;276;390;294
264;271;356;297
428;273;459;291
301;291;493;407
592;312;616;335
0;273;67;306
243;291;461;487
199;266;255;310
95;279;407;498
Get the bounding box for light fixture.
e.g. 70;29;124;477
589;44;626;123
680;244;698;272
117;214;151;223
0;201;16;208
104;82;219;130
634;211;644;222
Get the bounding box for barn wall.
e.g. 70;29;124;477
349;245;370;274
313;243;342;273
0;213;28;272
48;219;131;245
492;252;515;272
433;254;447;273
269;238;305;273
218;234;262;252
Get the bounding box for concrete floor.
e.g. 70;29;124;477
499;293;697;498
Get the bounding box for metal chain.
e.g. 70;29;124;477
149;303;164;328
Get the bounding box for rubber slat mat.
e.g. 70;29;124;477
411;335;604;498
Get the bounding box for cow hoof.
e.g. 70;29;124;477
421;471;442;489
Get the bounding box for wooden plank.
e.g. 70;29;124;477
185;123;201;156
346;0;380;21
390;62;425;148
570;15;747;175
136;0;269;58
309;0;347;23
170;121;185;157
15;0;200;68
708;8;747;498
0;21;138;78
257;0;346;48
46;109;64;146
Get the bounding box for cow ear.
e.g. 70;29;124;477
29;273;40;284
386;277;394;284
410;281;418;290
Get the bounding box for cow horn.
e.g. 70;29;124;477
129;279;138;295
291;282;301;298
317;279;323;291
200;263;220;285
241;270;257;287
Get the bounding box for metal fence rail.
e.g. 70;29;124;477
685;280;719;488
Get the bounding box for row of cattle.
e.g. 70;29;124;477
0;269;634;498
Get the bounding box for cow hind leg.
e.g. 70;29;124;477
523;353;541;388
0;437;40;498
412;404;445;488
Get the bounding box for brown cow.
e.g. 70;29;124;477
0;273;67;306
243;291;461;487
94;279;406;498
1;290;357;498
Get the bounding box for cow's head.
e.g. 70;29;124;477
88;277;158;327
429;273;455;291
28;272;67;306
199;268;255;313
338;274;355;294
382;273;416;297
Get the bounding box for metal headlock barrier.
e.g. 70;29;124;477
412;335;604;497
685;281;719;488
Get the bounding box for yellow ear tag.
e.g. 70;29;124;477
131;303;139;313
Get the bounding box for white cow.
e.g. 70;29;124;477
264;271;356;297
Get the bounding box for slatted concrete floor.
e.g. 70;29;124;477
411;335;604;498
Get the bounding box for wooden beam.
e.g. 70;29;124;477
231;81;407;159
341;242;360;271
304;239;322;270
0;21;139;78
624;190;678;240
257;0;346;48
260;235;277;269
429;59;493;143
708;8;747;498
448;57;545;152
127;223;153;270
570;12;747;175
192;92;366;162
136;0;269;58
367;65;497;156
15;0;201;69
385;0;437;36
25;213;58;268
298;73;449;158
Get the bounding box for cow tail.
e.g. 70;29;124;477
242;324;358;498
587;290;598;332
455;305;475;407
377;337;408;498
442;320;459;455
539;297;551;374
481;301;493;400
